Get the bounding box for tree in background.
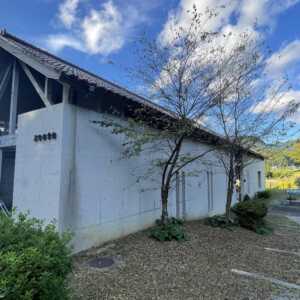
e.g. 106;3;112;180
294;177;300;188
288;140;300;166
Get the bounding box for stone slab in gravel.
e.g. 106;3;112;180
70;217;300;300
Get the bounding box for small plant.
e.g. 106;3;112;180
266;171;273;178
0;213;72;300
255;225;273;235
149;218;186;241
255;190;271;199
231;200;268;233
243;194;251;201
204;214;237;228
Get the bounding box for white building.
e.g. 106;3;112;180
0;31;265;252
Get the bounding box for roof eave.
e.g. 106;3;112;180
0;35;61;80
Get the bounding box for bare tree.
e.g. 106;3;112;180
207;32;299;221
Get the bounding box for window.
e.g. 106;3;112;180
258;171;262;189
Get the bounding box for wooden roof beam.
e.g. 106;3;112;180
9;59;19;134
20;61;52;107
0;63;12;102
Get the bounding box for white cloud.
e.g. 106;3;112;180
58;0;80;29
266;40;300;77
238;0;299;29
251;89;300;126
47;0;154;56
157;0;300;124
46;34;83;52
159;0;239;46
81;1;127;55
159;0;300;46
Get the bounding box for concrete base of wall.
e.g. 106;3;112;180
72;209;161;253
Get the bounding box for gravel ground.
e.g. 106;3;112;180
70;215;300;300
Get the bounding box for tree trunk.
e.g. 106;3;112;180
161;186;169;224
160;136;184;225
234;153;243;202
225;155;234;222
236;167;242;202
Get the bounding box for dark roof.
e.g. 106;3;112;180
0;29;264;160
0;30;171;116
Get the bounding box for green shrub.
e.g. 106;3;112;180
205;214;239;230
204;214;232;227
150;218;186;241
266;171;273;178
294;177;300;188
231;200;268;232
0;213;72;300
255;190;271;199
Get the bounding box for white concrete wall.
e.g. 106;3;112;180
13;104;65;224
242;158;265;198
13;103;265;253
68;108;163;251
63;107;233;252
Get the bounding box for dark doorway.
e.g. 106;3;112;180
0;148;16;210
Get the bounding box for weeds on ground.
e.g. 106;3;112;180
204;214;238;230
149;218;187;242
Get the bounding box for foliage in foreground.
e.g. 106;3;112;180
232;200;270;234
0;213;72;300
150;218;186;241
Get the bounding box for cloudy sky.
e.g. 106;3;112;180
1;0;300;130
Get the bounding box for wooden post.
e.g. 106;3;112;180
9;60;19;134
0;64;12;102
181;171;186;219
210;171;214;210
45;78;53;104
20;62;51;107
0;149;2;182
176;171;180;218
207;171;211;211
62;83;70;103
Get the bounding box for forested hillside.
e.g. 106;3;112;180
262;139;300;189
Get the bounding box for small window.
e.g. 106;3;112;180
258;171;262;189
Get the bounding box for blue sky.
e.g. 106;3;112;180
1;0;300;134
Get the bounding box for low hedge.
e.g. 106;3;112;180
0;213;72;300
232;200;268;233
255;190;271;199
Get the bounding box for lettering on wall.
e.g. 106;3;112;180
33;132;57;142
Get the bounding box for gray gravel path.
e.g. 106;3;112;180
70;216;300;300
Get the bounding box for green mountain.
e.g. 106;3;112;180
262;139;300;172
